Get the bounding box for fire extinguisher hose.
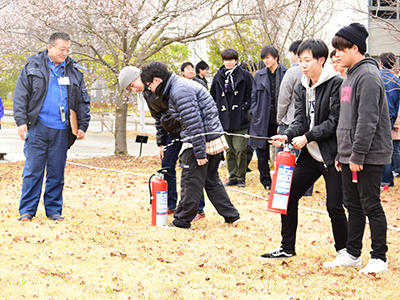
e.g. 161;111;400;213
148;173;156;206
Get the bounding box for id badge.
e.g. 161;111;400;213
58;77;70;85
60;106;66;122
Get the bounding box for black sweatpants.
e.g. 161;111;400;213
341;164;388;261
281;150;348;254
173;149;240;228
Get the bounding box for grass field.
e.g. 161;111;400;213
0;155;399;299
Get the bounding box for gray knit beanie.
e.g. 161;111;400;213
119;66;141;89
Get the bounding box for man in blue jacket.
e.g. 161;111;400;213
141;61;240;229
379;52;400;187
248;46;287;189
13;32;91;222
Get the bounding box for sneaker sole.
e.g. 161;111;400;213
259;254;294;260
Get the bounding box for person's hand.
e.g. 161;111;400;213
291;135;307;150
159;145;164;161
197;158;208;166
350;162;363;172
269;135;287;147
76;129;85;140
18;124;28;141
335;160;342;172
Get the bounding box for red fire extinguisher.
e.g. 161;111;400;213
267;146;296;215
148;167;169;226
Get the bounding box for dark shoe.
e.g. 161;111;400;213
19;213;32;222
162;222;188;229
48;214;64;221
237;180;246;188
167;208;176;215
262;181;271;190
224;179;238;186
192;213;205;222
223;217;240;224
259;246;295;259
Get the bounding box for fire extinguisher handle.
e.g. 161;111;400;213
157;166;171;175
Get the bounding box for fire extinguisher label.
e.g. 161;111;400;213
156;191;168;215
275;165;293;194
271;164;293;210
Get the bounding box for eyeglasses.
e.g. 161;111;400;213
331;61;338;66
51;44;71;54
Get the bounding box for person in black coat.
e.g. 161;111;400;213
261;39;347;262
210;49;253;188
195;61;210;89
248;46;287;190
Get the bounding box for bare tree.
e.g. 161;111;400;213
0;0;253;154
352;0;400;41
208;0;339;65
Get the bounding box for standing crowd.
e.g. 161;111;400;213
13;22;398;275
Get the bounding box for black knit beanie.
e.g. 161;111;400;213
335;23;369;53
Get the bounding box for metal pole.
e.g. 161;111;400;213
140;94;145;133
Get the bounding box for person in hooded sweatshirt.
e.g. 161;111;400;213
261;39;347;260
324;23;391;275
210;48;253;188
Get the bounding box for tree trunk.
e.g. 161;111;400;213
114;90;128;155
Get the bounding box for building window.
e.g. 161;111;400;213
370;0;400;20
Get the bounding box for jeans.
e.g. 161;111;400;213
280;150;347;253
162;134;205;214
342;164;388;261
173;149;239;228
19;122;69;217
382;139;400;184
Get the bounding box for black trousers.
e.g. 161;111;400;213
341;164;388;261
255;124;278;188
173;149;240;228
281;150;348;254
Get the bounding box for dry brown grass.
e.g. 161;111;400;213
0;156;399;300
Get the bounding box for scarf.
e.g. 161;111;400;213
224;65;237;93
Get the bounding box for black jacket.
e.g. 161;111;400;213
13;50;91;147
142;88;181;146
210;65;253;130
284;74;343;167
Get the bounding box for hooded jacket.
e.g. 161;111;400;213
284;67;343;167
336;58;392;165
163;74;224;159
13;50;91;147
210;65;253;130
277;61;303;125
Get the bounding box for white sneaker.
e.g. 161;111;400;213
323;249;362;268
359;258;388;275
